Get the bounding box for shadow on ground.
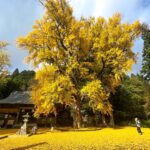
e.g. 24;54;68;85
56;127;102;132
0;135;8;140
10;142;49;150
112;126;125;130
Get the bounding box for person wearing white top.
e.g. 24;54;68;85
135;117;142;135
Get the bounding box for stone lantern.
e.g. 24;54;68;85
20;113;30;135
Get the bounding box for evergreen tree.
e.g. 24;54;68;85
141;24;150;80
112;74;146;124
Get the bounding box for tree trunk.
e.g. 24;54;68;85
73;100;82;129
76;106;82;128
109;113;115;127
102;114;107;127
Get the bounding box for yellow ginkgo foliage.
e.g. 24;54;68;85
17;0;141;128
0;41;10;79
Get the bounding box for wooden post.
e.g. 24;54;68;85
16;110;20;124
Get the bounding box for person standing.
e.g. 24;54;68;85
135;117;142;135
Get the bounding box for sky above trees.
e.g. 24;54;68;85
0;0;150;73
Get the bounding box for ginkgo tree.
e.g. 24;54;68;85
0;41;10;79
17;0;141;128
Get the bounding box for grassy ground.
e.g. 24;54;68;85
0;127;150;150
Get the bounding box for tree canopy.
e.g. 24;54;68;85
0;41;10;79
17;0;141;128
0;69;35;99
112;74;146;123
141;24;150;81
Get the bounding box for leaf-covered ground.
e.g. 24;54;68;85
0;127;150;150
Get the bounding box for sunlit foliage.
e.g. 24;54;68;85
0;41;10;79
17;0;141;126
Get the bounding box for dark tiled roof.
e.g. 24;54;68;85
0;91;33;104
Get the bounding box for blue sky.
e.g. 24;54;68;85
0;0;150;74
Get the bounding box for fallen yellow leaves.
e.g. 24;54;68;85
0;127;150;150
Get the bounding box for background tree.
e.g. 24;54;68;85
141;24;150;80
0;77;11;98
17;0;141;128
11;69;35;91
111;74;147;124
0;41;10;79
141;76;150;119
0;69;35;99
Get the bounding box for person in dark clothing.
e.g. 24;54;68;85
135;117;142;135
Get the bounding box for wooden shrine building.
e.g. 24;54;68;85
0;91;73;128
0;91;34;127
